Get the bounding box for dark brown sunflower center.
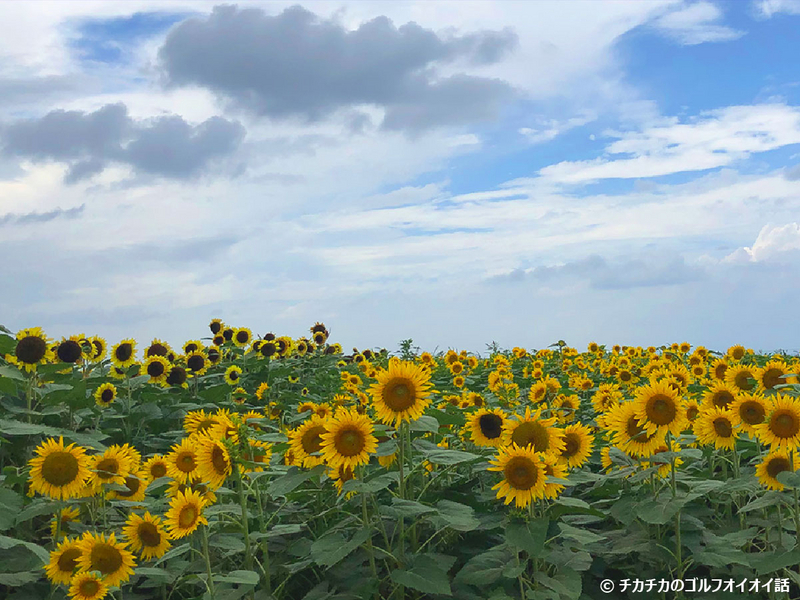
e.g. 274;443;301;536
211;445;229;475
210;321;222;334
335;428;365;456
42;451;80;486
732;348;744;360
712;390;734;409
762;368;785;390
167;367;187;386
620;371;632;381
714;364;727;379
223;329;234;341
562;434;580;458
146;361;164;378
646;394;676;425
101;389;114;403
511;421;550;452
504;456;538;490
228;371;239;382
713;418;733;438
57;340;82;363
80;578;100;596
383;379;415;412
16;335;47;364
115;343;133;362
147;343;168;357
626;417;656;442
150;462;167;478
478;414;503;439
740;401;766;425
186;355;205;372
236;331;249;343
687;406;699;420
734;370;755;391
178;505;198;529
137;522;161;547
96;458;121;480
771;411;800;438
177;452;196;472
58;547;81;572
91;542;123;574
302;426;326;454
767;457;791;479
261;343;276;357
116;475;141;498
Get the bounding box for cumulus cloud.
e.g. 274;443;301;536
0;103;245;182
724;223;800;262
649;1;744;45
754;0;800;18
157;4;519;132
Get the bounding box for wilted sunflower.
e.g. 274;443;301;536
13;327;53;372
725;364;757;393
165;489;208;539
94;383;116;408
143;455;169;483
142;355;170;385
75;531;136;588
729;392;771;437
701;382;738;411
755;450;797;491
87;445;134;490
45;536;83;584
754;394;800;452
319;408;377;470
693;407;737;450
166;438;200;484
502;407;566;456
28;437;91;500
68;571;108;600
196;435;232;490
633;379;687;437
559;423;594;469
289;415;328;468
467;408;507;447
488;444;547;508
224;365;242;386
123;512;172;560
369;360;433;426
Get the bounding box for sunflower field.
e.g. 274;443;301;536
1;322;800;600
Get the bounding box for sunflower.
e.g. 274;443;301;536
28;437;92;500
183;410;218;437
758;360;797;391
467;408;507;447
693;408;737;450
559;423;594;469
725;364;757;393
754;394;800;452
166;438;200;484
166;366;189;389
195;436;232;490
633;379;687;437
141;355;170;385
143;455;169;483
542;454;569;499
224;365;243;386
314;402;333;418
488;444;547;508
209;318;224;335
51;506;81;540
13;327;53;372
54;335;86;365
319;408;377;470
605;403;665;458
592;384;622;414
502;407;566;456
68;572;108;600
289;415;329;468
701;382;738;411
710;358;728;382
641;439;683;479
144;339;171;358
87;445;134;490
45;536;83;584
105;468;147;502
94;383;116;408
232;327;252;348
528;382;549;404
165;489;208;539
329;464;356;496
123;512;172;560
729;392;771;437
288;375;300;384
298;401;316;414
755;450;798;491
727;345;746;361
167;478;217;506
685;399;701;422
255;382;270;401
369;360;433;427
242;439;273;474
75;532;136;588
108;339;136;369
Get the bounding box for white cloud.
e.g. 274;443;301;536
518;111;596;144
724;223;800;262
650;1;745;45
754;0;800;18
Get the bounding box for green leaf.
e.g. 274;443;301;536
0;487;23;531
135;567;176;583
409;415;440;433
557;523;604;545
751;549;800;575
0;333;15;356
505;518;548;558
776;470;800;489
739;492;782;513
391;562;452;596
381;498;437;519
311;529;369;568
428;409;466;427
454;545;513;586
537;568;582;600
0;365;25;381
216;570;260;585
0;534;49;564
0;418;106;449
0;571;40;586
267;465;326;497
434;500;480;532
153;543;191;566
413;440;481;465
343;472;398;494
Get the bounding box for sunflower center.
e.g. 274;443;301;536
504;456;538;490
686;406;699;420
646;394;676;425
101;389;114;403
167;367;187;386
138;522;161;547
91;543;123;575
626;417;656;442
42;451;80;486
767;457;791;479
383;379;415;412
762;368;784;390
57;340;82;363
95;458;120;480
115;343;133;362
147;343;167;357
177;452;196;472
178;505;198;529
186;355;205;372
116;475;141;498
301;426;326;454
478;414;503;439
211;445;229;475
511;421;550;453
147;361;165;377
16;335;47;364
58;547;81;572
734;370;754;391
562;434;580;458
712;390;734;409
150;463;167;478
771;411;800;438
236;331;249;343
740;401;766;425
713;418;733;438
335;428;365;456
80;578;100;596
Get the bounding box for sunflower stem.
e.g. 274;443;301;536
361;489;378;582
252;477;272;597
396;422;406;600
235;467;254;575
200;523;216;599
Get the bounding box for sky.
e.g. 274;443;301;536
1;0;800;356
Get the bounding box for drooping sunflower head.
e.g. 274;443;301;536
76;531;137;588
45;536;83;584
467;408;507;447
488;444;547;508
165;489;208;539
369;360;433;427
755;450;797;491
28;437;92;500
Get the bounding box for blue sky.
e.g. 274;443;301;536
1;0;800;356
